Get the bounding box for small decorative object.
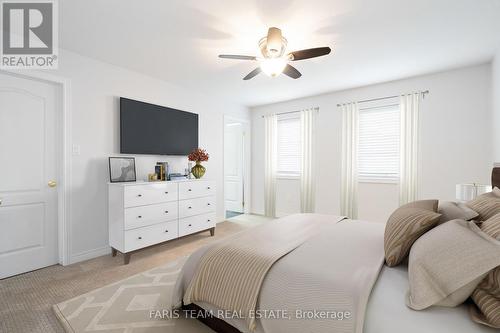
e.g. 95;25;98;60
148;173;158;181
456;183;492;201
109;157;136;183
156;162;169;180
188;148;209;179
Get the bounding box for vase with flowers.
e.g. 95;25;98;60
188;148;209;179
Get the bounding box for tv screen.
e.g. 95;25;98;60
120;97;198;155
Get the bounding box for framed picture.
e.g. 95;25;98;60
109;157;136;183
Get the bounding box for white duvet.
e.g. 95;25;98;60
172;215;496;333
173;216;385;333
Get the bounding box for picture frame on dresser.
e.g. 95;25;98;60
109;157;137;183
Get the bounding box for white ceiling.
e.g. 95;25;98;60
60;0;500;107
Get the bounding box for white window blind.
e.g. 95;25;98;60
277;115;301;176
358;105;400;183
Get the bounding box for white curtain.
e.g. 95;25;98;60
300;108;317;213
264;114;278;217
340;102;359;219
399;93;421;205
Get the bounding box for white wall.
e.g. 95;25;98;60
251;64;493;222
27;50;249;262
493;48;500;163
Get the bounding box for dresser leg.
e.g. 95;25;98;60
210;227;215;236
124;253;131;265
111;248;117;257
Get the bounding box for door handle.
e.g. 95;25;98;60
48;180;57;188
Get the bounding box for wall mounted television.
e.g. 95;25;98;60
120;97;198;155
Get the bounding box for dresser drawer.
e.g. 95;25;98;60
179;196;215;218
124;220;178;252
124;202;178;230
124;183;178;207
179;213;216;237
178;181;215;200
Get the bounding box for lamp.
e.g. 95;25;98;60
259;57;287;77
456;183;492;201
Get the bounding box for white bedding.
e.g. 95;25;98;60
364;265;497;333
174;217;386;333
173;216;497;333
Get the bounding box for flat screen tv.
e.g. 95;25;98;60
120;97;198;155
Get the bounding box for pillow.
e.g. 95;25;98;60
480;212;500;239
494;186;500;196
466;191;500;221
470;267;500;329
406;220;500;310
438;201;479;225
469;212;500;328
400;199;439;212
384;207;441;267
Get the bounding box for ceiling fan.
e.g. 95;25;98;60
219;27;331;80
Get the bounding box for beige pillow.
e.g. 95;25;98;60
384;207;441;267
400;199;439;212
480;212;500;239
466;191;500;221
470;267;500;328
438;201;479;225
494;187;500;196
469;212;500;328
406;220;500;310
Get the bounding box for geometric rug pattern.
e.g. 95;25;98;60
53;258;212;333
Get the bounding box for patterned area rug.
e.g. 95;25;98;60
53;258;212;333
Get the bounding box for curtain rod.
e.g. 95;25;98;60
336;90;429;107
260;107;319;118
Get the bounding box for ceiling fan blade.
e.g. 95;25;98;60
283;64;302;79
289;47;331;61
219;54;257;61
243;68;261;80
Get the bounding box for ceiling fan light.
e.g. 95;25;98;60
260;57;287;77
266;27;283;55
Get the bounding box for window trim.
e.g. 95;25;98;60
276;172;301;180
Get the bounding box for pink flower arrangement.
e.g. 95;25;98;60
188;148;209;162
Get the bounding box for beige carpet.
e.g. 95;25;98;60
0;217;269;333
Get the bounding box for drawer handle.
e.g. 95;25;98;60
207;203;211;206
207;219;211;222
137;215;142;219
137;194;142;197
207;186;211;190
165;191;169;194
188;206;192;209
188;224;192;227
188;189;192;192
165;210;169;214
165;229;169;233
138;236;142;240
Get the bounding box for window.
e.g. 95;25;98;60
277;115;301;177
358;105;400;183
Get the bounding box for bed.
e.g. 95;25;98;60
172;167;500;333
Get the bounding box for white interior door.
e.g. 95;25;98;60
224;121;244;213
0;73;59;279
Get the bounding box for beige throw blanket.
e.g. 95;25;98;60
183;214;345;331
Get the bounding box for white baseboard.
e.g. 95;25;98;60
70;245;111;265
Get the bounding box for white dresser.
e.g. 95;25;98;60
108;180;216;264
